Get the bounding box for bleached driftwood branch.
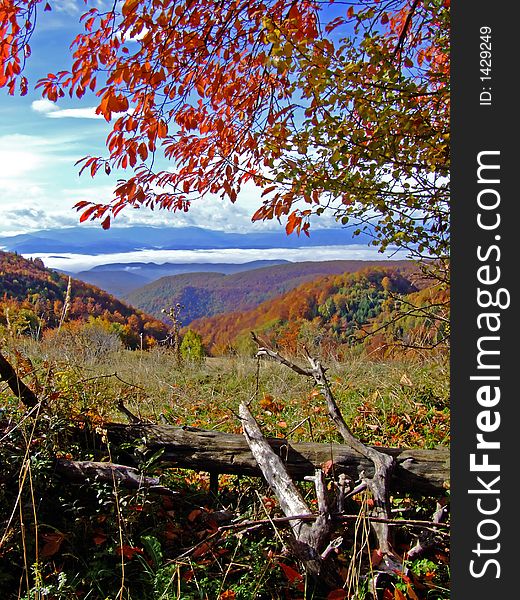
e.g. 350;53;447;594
239;401;341;588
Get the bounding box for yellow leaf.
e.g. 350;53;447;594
400;374;413;387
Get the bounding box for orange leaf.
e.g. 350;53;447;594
108;94;129;113
138;142;148;161
157;121;168;138
92;531;107;546
220;591;236;600
406;584;420;600
279;562;303;584
259;394;282;413
79;206;96;222
328;590;347;600
116;544;143;560
261;185;277;197
187;509;202;522
192;542;211;558
40;532;65;558
122;0;139;17
285;212;300;235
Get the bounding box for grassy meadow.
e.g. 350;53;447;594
0;331;450;599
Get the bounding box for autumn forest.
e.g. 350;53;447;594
0;1;450;599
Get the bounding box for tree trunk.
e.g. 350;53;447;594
106;423;449;496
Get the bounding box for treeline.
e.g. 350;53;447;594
1;252;449;357
0;251;167;347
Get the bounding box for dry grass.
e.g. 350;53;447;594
10;336;449;448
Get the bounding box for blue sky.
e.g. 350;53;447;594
0;0;393;263
0;2;409;266
0;0;298;237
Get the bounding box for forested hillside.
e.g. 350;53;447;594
0;251;167;347
125;259;416;324
70;259;287;297
189;266;448;356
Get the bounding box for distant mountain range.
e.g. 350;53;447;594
0;225;384;297
68;260;288;296
124;259;415;326
0;225;372;255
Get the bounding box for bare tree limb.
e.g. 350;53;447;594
252;337;398;562
406;499;449;560
54;459;178;497
0;350;39;408
239;401;340;588
239;401;309;536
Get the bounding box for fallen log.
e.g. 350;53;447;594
54;459;178;496
106;423;449;496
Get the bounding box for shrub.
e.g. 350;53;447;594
180;329;205;361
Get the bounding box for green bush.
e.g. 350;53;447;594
180;329;205;361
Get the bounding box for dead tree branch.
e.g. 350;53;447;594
54;459;178;497
239;401;341;588
252;334;400;567
0;350;39;408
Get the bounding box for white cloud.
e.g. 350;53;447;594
31;99;59;114
0;207;79;236
0;133;79;180
0;148;45;178
53;0;82;15
23;245;402;273
32;100;103;120
0;133;96;235
123;26;150;42
47;107;103;120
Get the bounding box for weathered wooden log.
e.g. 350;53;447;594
54;458;178;496
106;423;450;496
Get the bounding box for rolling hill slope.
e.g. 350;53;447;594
187;265;447;356
0;251;167;347
124;260;416;325
70;259;288;296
